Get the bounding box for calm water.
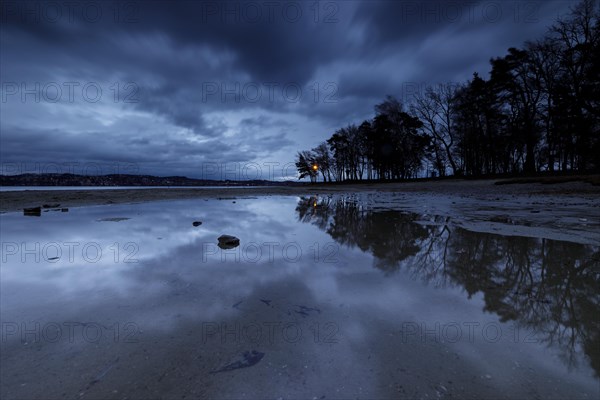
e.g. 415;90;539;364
1;196;598;399
0;186;267;191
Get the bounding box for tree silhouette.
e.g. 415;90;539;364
295;0;599;181
295;150;318;182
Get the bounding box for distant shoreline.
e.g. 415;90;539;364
0;185;279;192
1;171;598;189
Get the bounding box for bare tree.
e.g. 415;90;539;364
412;84;460;176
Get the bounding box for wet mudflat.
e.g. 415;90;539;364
0;195;598;399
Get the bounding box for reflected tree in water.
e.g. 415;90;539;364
296;196;430;273
296;196;600;376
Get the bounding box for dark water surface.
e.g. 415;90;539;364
0;186;266;192
1;196;598;399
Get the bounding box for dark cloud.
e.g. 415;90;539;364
0;0;575;178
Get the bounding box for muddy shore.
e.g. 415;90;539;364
1;179;598;213
2;179;599;245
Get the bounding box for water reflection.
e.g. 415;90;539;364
1;197;598;399
296;195;600;376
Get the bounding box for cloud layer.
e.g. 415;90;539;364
0;1;574;179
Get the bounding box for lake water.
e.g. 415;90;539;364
0;186;267;192
1;196;598;399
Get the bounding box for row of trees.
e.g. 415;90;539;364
296;0;600;181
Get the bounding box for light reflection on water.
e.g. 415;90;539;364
0;196;598;399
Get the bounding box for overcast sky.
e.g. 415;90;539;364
0;0;576;180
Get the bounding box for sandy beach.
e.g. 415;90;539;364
3;178;599;245
2;178;599;212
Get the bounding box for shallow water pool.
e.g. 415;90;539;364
1;196;598;399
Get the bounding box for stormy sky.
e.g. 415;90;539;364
0;1;576;180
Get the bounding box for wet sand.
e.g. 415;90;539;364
2;179;599;245
1;178;598;212
1;182;599;399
